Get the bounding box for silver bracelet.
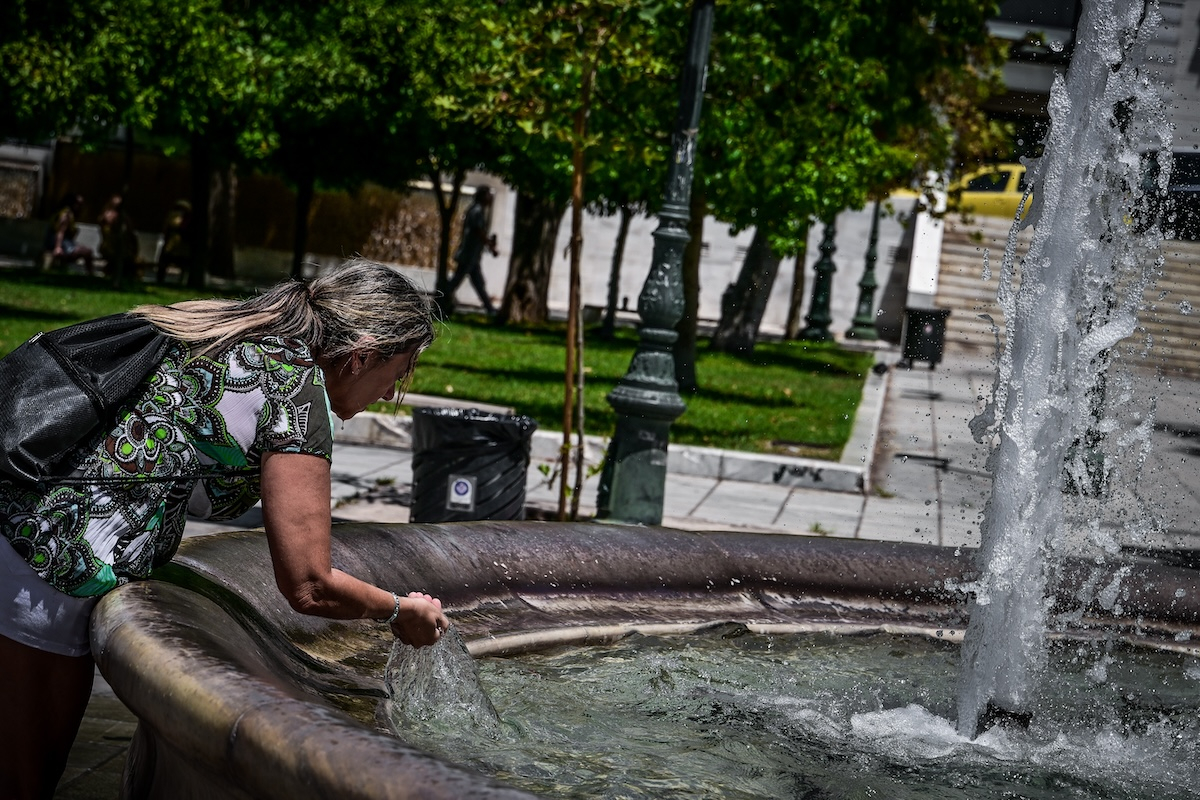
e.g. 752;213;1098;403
383;592;400;625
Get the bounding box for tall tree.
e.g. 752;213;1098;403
229;1;427;278
587;64;678;340
395;2;508;311
0;0;257;287
450;0;682;517
432;0;684;328
783;235;809;339
702;0;1008;353
599;202;634;339
133;0;257;287
711;226;782;352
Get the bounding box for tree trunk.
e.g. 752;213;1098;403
784;226;810;339
430;168;465;315
499;190;565;325
121;126;135;196
561;68;590;521
710;227;782;354
599;203;632;339
208;160;236;280
290;161;314;280
674;187;707;392
187;133;210;290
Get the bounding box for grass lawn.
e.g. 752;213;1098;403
0;270;874;459
411;315;873;459
0;270;218;353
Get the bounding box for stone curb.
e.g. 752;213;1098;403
333;348;893;496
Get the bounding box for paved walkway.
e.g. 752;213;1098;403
59;341;1200;797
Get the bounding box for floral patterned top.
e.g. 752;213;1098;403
0;336;335;597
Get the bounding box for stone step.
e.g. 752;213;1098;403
935;216;1200;375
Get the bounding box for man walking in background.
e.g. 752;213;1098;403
447;186;500;318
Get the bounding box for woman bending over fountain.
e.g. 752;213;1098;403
0;258;451;799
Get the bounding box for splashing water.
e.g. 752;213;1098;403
382;626;503;737
384;629;1200;799
957;0;1172;737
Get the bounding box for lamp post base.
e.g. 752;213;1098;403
596;415;678;526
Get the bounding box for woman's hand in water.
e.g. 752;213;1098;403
390;592;449;647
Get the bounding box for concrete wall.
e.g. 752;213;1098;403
527;202;907;338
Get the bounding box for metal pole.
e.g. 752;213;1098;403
800;217;838;341
596;0;714;525
846;200;881;340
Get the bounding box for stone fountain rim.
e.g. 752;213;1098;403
91;521;1200;800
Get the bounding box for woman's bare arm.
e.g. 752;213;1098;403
259;450;447;646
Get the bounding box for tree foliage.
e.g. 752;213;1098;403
3;0;1008;349
234;1;425;276
704;0;1005;254
435;0;686;327
442;0;686;517
705;0;1007;352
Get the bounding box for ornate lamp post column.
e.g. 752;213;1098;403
596;0;714;525
846;200;882;341
800;217;838;341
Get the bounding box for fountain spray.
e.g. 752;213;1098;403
956;0;1172;739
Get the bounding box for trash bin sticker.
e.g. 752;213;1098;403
447;474;477;512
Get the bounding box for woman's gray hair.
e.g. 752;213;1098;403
130;258;434;382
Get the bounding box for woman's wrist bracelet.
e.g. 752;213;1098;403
382;591;401;625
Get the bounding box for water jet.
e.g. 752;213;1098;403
957;0;1173;738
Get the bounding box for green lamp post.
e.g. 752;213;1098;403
800;217;838;341
846;200;882;340
596;0;714;525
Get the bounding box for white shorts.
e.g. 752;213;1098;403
0;537;98;657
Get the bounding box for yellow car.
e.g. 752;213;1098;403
950;163;1031;219
890;163;1032;220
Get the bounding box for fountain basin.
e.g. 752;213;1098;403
91;522;1200;799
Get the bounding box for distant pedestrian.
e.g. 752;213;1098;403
98;194;139;287
156;199;192;285
447;187;500;317
44;193;95;275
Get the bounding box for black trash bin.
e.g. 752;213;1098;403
901;307;951;369
410;407;537;523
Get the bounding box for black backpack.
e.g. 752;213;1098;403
0;314;171;483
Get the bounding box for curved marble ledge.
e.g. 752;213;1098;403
91;522;1200;799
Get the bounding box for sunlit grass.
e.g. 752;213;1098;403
403;315;872;459
0;272;873;458
0;270;227;353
